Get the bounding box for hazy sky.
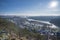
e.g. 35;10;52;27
0;0;60;16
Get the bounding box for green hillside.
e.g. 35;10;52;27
0;18;19;34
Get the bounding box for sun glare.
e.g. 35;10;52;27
49;1;58;8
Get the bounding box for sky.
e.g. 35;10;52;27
0;0;60;16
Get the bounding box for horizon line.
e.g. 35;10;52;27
0;14;60;16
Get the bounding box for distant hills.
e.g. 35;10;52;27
0;16;59;32
28;16;60;27
28;16;60;21
50;17;60;27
